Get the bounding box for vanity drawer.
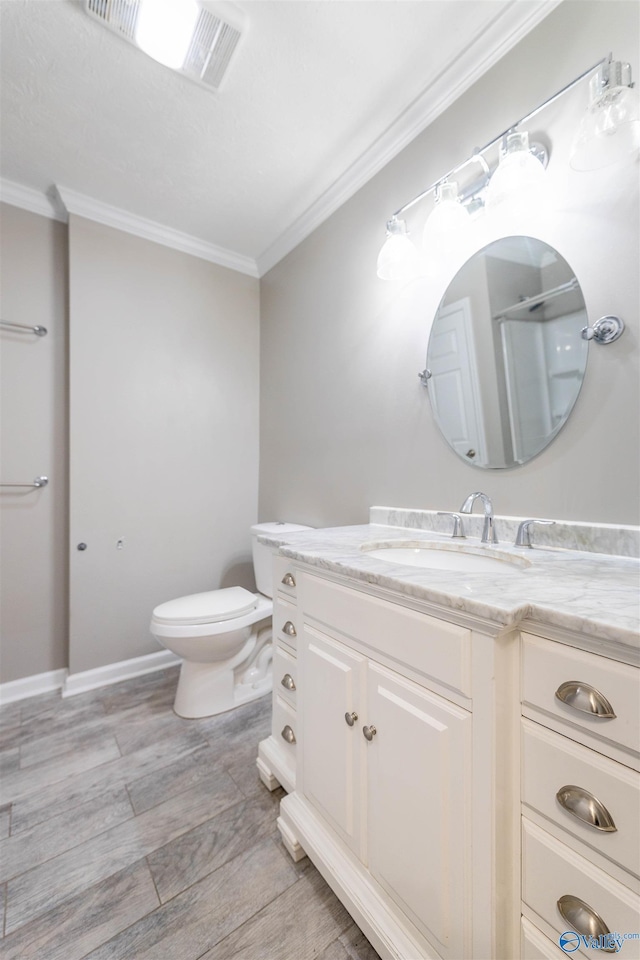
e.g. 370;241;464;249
274;597;299;652
521;918;566;959
273;642;297;707
272;694;297;764
522;818;640;956
273;556;298;600
522;634;640;761
302;573;471;698
522;719;640;877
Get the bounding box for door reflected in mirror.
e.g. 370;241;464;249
426;237;588;468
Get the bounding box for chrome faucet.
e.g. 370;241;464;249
460;492;498;544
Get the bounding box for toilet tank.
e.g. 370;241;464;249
250;522;312;598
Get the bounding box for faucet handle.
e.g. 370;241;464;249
437;512;466;538
515;519;555;548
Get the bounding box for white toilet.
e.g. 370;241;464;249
150;522;310;718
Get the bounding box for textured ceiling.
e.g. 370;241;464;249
0;0;558;273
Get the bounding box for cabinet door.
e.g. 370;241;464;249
301;626;366;856
366;662;472;959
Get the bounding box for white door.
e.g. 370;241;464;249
366;662;472;960
301;625;365;856
427;298;486;465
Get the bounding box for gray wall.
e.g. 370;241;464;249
67;216;261;675
0;205;69;682
0;207;260;683
259;1;640;528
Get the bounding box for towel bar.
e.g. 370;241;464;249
0;476;48;489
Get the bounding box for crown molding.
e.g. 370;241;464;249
54;186;259;277
1;177;258;277
256;0;563;276
0;179;66;221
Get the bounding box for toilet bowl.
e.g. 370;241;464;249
150;522;310;718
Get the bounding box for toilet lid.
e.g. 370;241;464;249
152;586;258;626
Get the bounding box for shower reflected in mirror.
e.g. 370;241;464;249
426;237;588;468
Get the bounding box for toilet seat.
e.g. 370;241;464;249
152;586;258;627
151;593;272;641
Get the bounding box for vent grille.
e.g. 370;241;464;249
86;0;139;39
85;0;242;90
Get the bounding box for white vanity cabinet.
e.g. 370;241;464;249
256;524;640;960
520;632;640;959
257;556;302;794
364;660;472;954
277;569;508;960
301;624;472;956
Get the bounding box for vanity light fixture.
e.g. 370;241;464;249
377;53;639;280
570;60;640;171
376;218;422;282
422;180;470;258
485;130;546;210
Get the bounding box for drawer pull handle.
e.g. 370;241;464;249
557;896;615;952
281;725;296;744
556;785;617;833
555;681;616;719
363;724;377;741
282;621;297;638
344;711;358;727
281;573;296;588
281;673;296;691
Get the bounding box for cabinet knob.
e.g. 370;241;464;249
555;681;616;719
556;785;617;833
282;621;297;638
344;711;358;727
281;673;296;691
281;725;296;744
281;572;296;588
557;896;615;952
363;724;377;741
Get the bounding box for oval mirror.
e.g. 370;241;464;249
426;236;588;468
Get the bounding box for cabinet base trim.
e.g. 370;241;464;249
256;755;280;792
279;792;441;960
257;735;295;794
277;815;307;862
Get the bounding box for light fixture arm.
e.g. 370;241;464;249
391;55;611;221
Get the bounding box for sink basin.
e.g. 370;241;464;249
361;542;529;574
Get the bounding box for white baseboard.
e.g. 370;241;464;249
62;649;181;698
0;668;68;705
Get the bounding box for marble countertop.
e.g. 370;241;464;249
261;518;640;654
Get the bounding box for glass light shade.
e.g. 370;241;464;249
376;220;421;282
486;131;546;210
422;181;469;258
135;0;200;70
570;68;640;171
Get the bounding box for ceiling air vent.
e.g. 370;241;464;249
85;0;243;91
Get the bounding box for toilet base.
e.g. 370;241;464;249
173;620;272;718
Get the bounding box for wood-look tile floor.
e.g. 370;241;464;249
0;667;381;960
